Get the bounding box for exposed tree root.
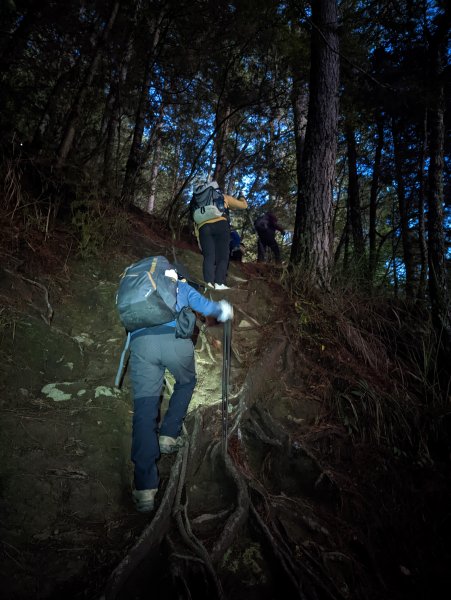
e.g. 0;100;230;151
196;324;217;363
103;335;342;600
210;442;250;563
228;337;288;437
249;501;307;599
4;268;54;324
173;434;225;599
104;448;185;600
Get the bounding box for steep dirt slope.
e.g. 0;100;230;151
0;222;306;599
1;217;450;600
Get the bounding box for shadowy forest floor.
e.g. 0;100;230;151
0;208;450;600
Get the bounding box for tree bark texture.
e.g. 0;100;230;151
290;0;340;289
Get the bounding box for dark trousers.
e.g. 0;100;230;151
129;332;196;490
256;228;280;262
199;219;230;284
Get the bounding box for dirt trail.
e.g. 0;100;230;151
1;237;308;599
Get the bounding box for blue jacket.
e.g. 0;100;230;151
130;280;221;339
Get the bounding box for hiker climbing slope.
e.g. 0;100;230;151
191;180;247;289
254;211;285;263
115;256;233;513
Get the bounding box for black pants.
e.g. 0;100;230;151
256;228;280;262
199;219;230;284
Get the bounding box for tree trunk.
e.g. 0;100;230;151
417;110;428;301
121;13;164;204
31;65;77;154
146;108;165;214
102;37;134;197
213;102;231;189
345;121;365;261
368;114;384;284
290;0;340;289
54;1;120;168
291;72;308;208
392;118;417;298
427;28;450;364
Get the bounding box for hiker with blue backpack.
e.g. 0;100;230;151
115;256;233;513
190;181;247;290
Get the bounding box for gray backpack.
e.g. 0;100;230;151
190;181;227;225
116;255;177;332
114;256;195;387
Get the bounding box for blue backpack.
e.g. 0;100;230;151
116;255;177;332
114;255;195;387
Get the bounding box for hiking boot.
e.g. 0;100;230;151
132;488;157;513
159;435;184;454
215;283;231;290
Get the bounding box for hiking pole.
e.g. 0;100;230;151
222;318;232;455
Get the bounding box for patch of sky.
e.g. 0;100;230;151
356;162;373;178
385;257;407;282
148;85;163;104
424;1;443;26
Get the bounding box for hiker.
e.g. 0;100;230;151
254;211;285;263
127;267;233;513
191;181;247;290
229;228;244;262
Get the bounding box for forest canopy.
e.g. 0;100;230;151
0;0;449;313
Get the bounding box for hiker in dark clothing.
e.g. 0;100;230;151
229;228;244;262
254;212;285;263
193;181;248;290
129;269;233;512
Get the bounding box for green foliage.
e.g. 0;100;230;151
71;200;131;258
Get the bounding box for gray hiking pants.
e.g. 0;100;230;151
129;331;196;490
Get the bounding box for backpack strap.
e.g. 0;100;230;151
114;331;131;388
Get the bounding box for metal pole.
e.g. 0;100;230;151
222;319;232;455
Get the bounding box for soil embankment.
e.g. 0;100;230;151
1;217;450;600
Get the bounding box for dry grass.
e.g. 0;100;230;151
277;268;444;459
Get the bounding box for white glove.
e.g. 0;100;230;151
164;269;178;281
217;300;233;322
